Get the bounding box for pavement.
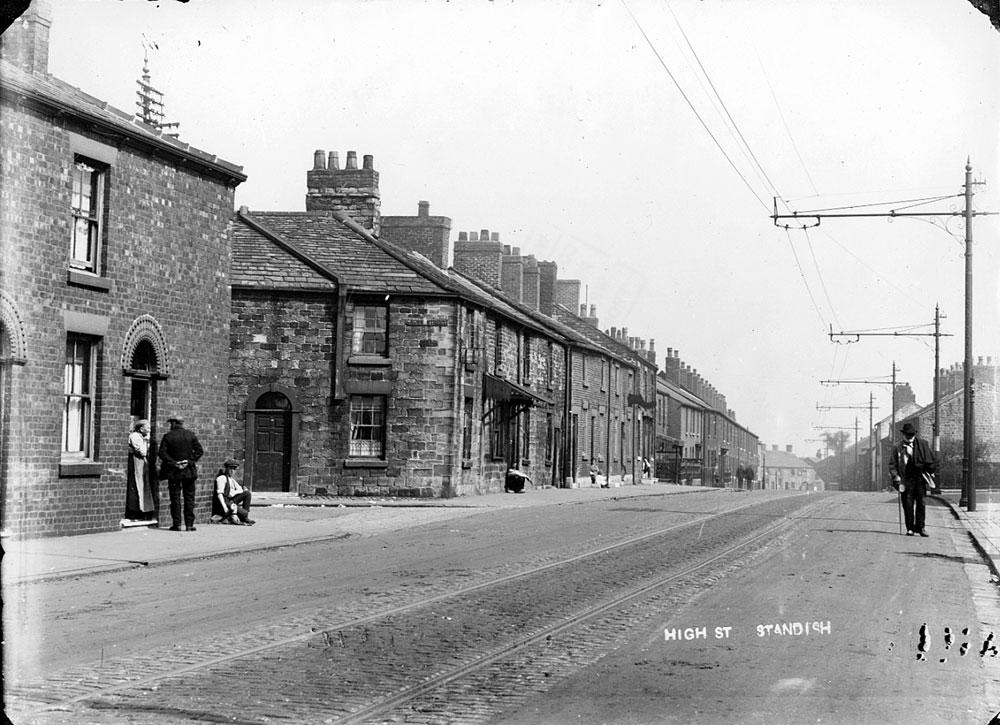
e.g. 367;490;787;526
4;482;999;587
1;480;718;585
932;486;1000;577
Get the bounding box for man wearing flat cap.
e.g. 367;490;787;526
158;415;204;531
889;421;938;537
214;458;255;526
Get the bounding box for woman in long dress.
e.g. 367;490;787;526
126;419;155;520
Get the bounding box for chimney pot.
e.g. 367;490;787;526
786;445;793;453
313;150;326;170
513;246;521;256
328;151;340;170
346;151;358;169
458;231;468;241
491;232;500;241
580;304;587;317
503;244;511;255
589;304;596;317
470;232;479;241
418;200;430;217
362;154;374;170
481;229;490;240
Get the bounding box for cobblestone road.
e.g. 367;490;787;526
8;491;825;724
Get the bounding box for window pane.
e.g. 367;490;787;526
352;305;387;355
349;395;386;457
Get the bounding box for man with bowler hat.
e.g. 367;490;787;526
158;415;204;531
889;422;937;537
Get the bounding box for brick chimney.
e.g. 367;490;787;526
379;200;452;268
522;255;540;311
785;445;793;453
537;260;557;316
1;0;51;75
501;246;524;302
556;279;581;313
454;230;503;289
664;348;681;385
306;149;381;234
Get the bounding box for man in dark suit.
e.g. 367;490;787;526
158;415;204;531
889;422;938;537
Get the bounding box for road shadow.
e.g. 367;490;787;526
823;528;900;537
901;551;971;565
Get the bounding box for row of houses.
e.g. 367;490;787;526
0;3;762;538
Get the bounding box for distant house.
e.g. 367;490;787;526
0;3;246;537
761;446;823;492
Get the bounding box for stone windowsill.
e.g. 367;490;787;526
348;355;392;367
343;458;389;469
59;460;103;477
67;269;113;292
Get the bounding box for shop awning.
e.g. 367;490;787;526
483;373;553;407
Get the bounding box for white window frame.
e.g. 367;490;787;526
70;157;105;274
63;334;97;459
349;394;386;458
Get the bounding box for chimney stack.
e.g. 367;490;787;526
379;200;453;269
454;229;503;288
306;148;381;234
0;0;52;75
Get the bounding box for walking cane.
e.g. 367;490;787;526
897;484;903;535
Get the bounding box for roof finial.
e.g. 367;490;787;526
135;48;180;138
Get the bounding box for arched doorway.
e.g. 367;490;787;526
246;387;300;492
120;315;169;523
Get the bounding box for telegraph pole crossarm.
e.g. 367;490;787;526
774;163;998;511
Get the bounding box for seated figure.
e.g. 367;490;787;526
214;459;256;525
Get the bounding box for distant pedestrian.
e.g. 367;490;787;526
889;422;938;537
591;463;605;487
642;457;651;479
158;415;204;532
215;459;256;525
126;420;156;521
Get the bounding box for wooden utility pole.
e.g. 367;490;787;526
775;162;994;510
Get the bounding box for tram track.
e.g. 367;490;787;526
10;492;825;724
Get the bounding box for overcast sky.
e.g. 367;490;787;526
46;0;1000;463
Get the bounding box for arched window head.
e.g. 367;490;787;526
257;392;291;411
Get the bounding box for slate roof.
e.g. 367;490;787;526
232;212;452;295
553;304;635;366
763;449;815;470
0;59;245;183
444;269;607;353
656;375;709;410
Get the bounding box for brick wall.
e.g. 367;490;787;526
453;233;503;288
1;101;239;537
380;201;452;269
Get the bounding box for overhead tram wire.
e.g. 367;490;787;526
784;228;827;331
754;45;818;197
664;2;782;206
619;0;771;214
802;227;841;329
794;193;962;215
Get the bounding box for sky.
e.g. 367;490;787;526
45;0;1000;462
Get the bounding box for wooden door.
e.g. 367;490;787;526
254;412;290;492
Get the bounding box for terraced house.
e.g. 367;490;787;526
227;150;578;497
0;4;246;536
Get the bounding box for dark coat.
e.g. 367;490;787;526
888;435;937;484
158;426;204;481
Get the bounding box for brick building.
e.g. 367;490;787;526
0;2;246;536
655;348;759;487
895;357;999;488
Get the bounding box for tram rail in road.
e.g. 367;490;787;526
11;492;826;724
